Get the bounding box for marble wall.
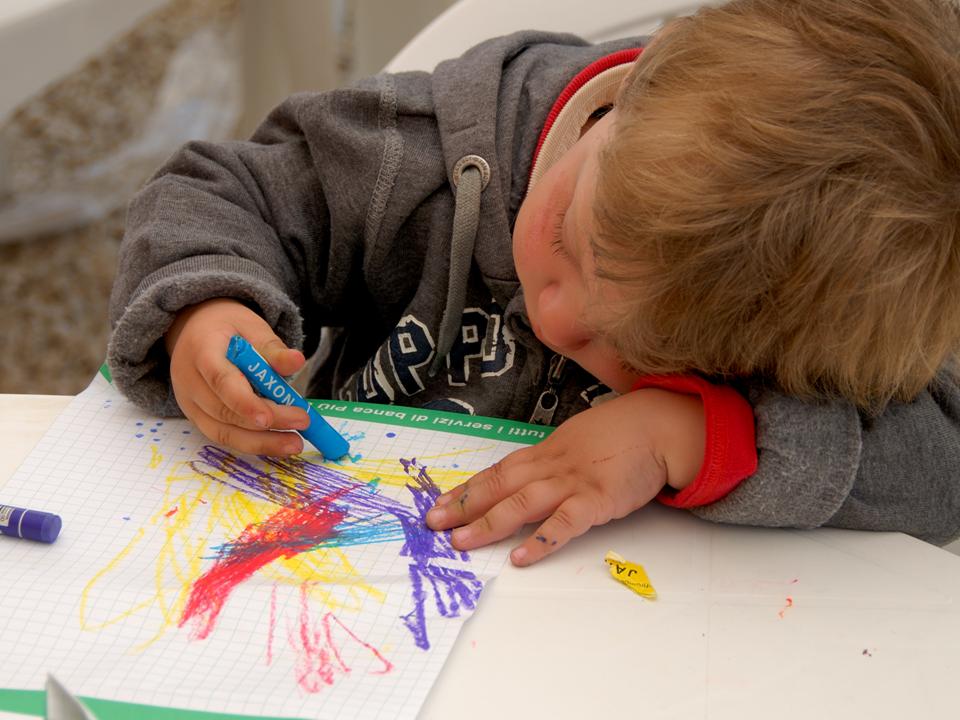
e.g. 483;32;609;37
0;0;450;395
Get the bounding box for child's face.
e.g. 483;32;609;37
513;110;639;393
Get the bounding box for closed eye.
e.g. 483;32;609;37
551;212;569;257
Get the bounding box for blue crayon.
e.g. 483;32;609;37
226;335;350;459
0;504;62;543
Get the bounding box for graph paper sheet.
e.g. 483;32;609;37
0;373;550;719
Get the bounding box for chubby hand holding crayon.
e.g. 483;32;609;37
226;335;349;459
165;298;333;457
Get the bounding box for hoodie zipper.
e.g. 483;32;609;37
528;354;568;425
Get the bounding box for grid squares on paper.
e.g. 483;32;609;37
0;377;523;719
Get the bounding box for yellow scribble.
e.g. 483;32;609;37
148;444;163;469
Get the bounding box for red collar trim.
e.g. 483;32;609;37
530;47;643;173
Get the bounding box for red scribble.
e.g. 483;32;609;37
266;586;278;665
778;596;794;619
164;507;179;518
178;491;347;639
290;584;393;693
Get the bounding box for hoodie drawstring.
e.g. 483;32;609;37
429;154;491;377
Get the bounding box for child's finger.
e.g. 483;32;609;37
246;329;306;377
426;445;539;529
509;494;597;567
195;349;278;429
445;478;563;551
189;403;304;456
188;379;309;433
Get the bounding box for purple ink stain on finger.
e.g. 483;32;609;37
535;535;548;543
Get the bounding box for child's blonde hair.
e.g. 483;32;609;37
593;0;960;410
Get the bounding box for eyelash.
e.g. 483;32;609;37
551;212;568;257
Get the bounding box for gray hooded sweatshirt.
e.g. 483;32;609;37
108;31;960;545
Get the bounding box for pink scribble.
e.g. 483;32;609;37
266;586;278;665
164;507;179;518
778;596;794;619
290;584;393;693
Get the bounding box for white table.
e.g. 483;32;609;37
2;393;959;719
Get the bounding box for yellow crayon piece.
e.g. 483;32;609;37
604;550;657;600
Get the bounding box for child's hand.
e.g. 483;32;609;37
425;389;705;566
165;298;311;456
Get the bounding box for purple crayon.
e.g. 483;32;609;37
226;335;350;459
0;504;62;543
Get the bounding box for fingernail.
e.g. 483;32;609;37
283;440;302;455
511;546;528;565
426;507;446;524
255;413;269;429
452;526;472;545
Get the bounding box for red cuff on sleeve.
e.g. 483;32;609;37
631;375;757;508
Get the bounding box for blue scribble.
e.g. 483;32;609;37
386;432;396;438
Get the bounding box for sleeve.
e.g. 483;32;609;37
107;75;419;417
690;365;960;546
631;375;758;508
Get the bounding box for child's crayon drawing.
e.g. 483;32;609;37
0;375;536;718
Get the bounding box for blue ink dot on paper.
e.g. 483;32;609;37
153;438;160;442
386;432;396;438
179;446;186;451
156;421;164;426
122;516;130;521
135;433;144;439
136;422;144;427
453;463;460;468
182;430;191;434
150;428;158;433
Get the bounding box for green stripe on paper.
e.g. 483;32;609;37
0;689;302;720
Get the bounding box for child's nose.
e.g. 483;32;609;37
537;285;593;351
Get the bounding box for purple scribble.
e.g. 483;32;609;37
397;458;483;650
188;446;483;650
